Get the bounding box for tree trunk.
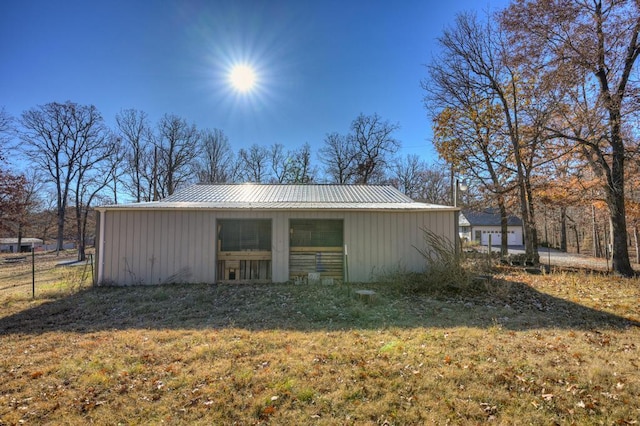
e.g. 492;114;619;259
153;146;159;201
518;176;539;264
560;206;567;252
573;225;580;254
604;147;634;276
543;208;548;246
634;224;639;265
17;224;23;253
78;206;93;263
112;171;118;205
592;205;600;258
450;166;455;206
77;239;86;262
608;194;633;275
76;207;86;262
56;206;65;255
498;201;509;258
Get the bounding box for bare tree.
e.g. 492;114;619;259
31;187;57;247
288;143;315;183
0;107;14;146
196;128;234;183
269;143;291;183
154;114;200;197
390;155;450;203
319;114;400;184
226;156;245;183
238;144;270;183
115;109;153;202
72;132;122;260
418;166;451;205
20;102;112;254
268;142;316;183
350;113;400;184
391;154;429;199
319;132;358;184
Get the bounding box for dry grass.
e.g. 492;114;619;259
1;266;639;425
0;251;89;299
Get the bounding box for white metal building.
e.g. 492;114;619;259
0;238;43;253
95;184;456;285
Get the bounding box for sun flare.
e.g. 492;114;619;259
229;65;257;92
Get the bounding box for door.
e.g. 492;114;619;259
289;219;343;281
217;219;272;282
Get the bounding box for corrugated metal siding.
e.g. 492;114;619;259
342;210;454;282
100;210;216;285
98;209;455;285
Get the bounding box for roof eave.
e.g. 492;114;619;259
96;205;458;213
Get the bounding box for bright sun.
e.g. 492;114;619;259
229;65;257;92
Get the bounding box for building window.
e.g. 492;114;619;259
218;219;271;251
290;219;343;247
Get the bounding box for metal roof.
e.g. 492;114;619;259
99;184;454;211
460;209;523;227
0;238;43;244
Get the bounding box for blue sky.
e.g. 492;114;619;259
1;0;508;166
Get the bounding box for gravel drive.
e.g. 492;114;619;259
478;245;639;273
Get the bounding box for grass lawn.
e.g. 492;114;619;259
1;266;639;424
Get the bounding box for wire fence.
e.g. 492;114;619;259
0;251;94;299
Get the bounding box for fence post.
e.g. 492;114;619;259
32;244;35;299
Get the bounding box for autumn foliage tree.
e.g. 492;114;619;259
502;0;640;275
0;163;28;237
424;12;552;262
430;102;515;256
0;108;28;238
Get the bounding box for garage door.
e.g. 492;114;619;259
481;230;518;245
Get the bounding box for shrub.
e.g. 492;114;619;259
408;228;474;295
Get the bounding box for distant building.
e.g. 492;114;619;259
459;209;523;246
0;238;43;253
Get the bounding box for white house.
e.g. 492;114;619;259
94;184;457;285
459;209;523;246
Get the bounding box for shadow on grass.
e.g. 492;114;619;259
1;278;638;335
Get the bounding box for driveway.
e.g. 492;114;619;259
476;245;635;272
